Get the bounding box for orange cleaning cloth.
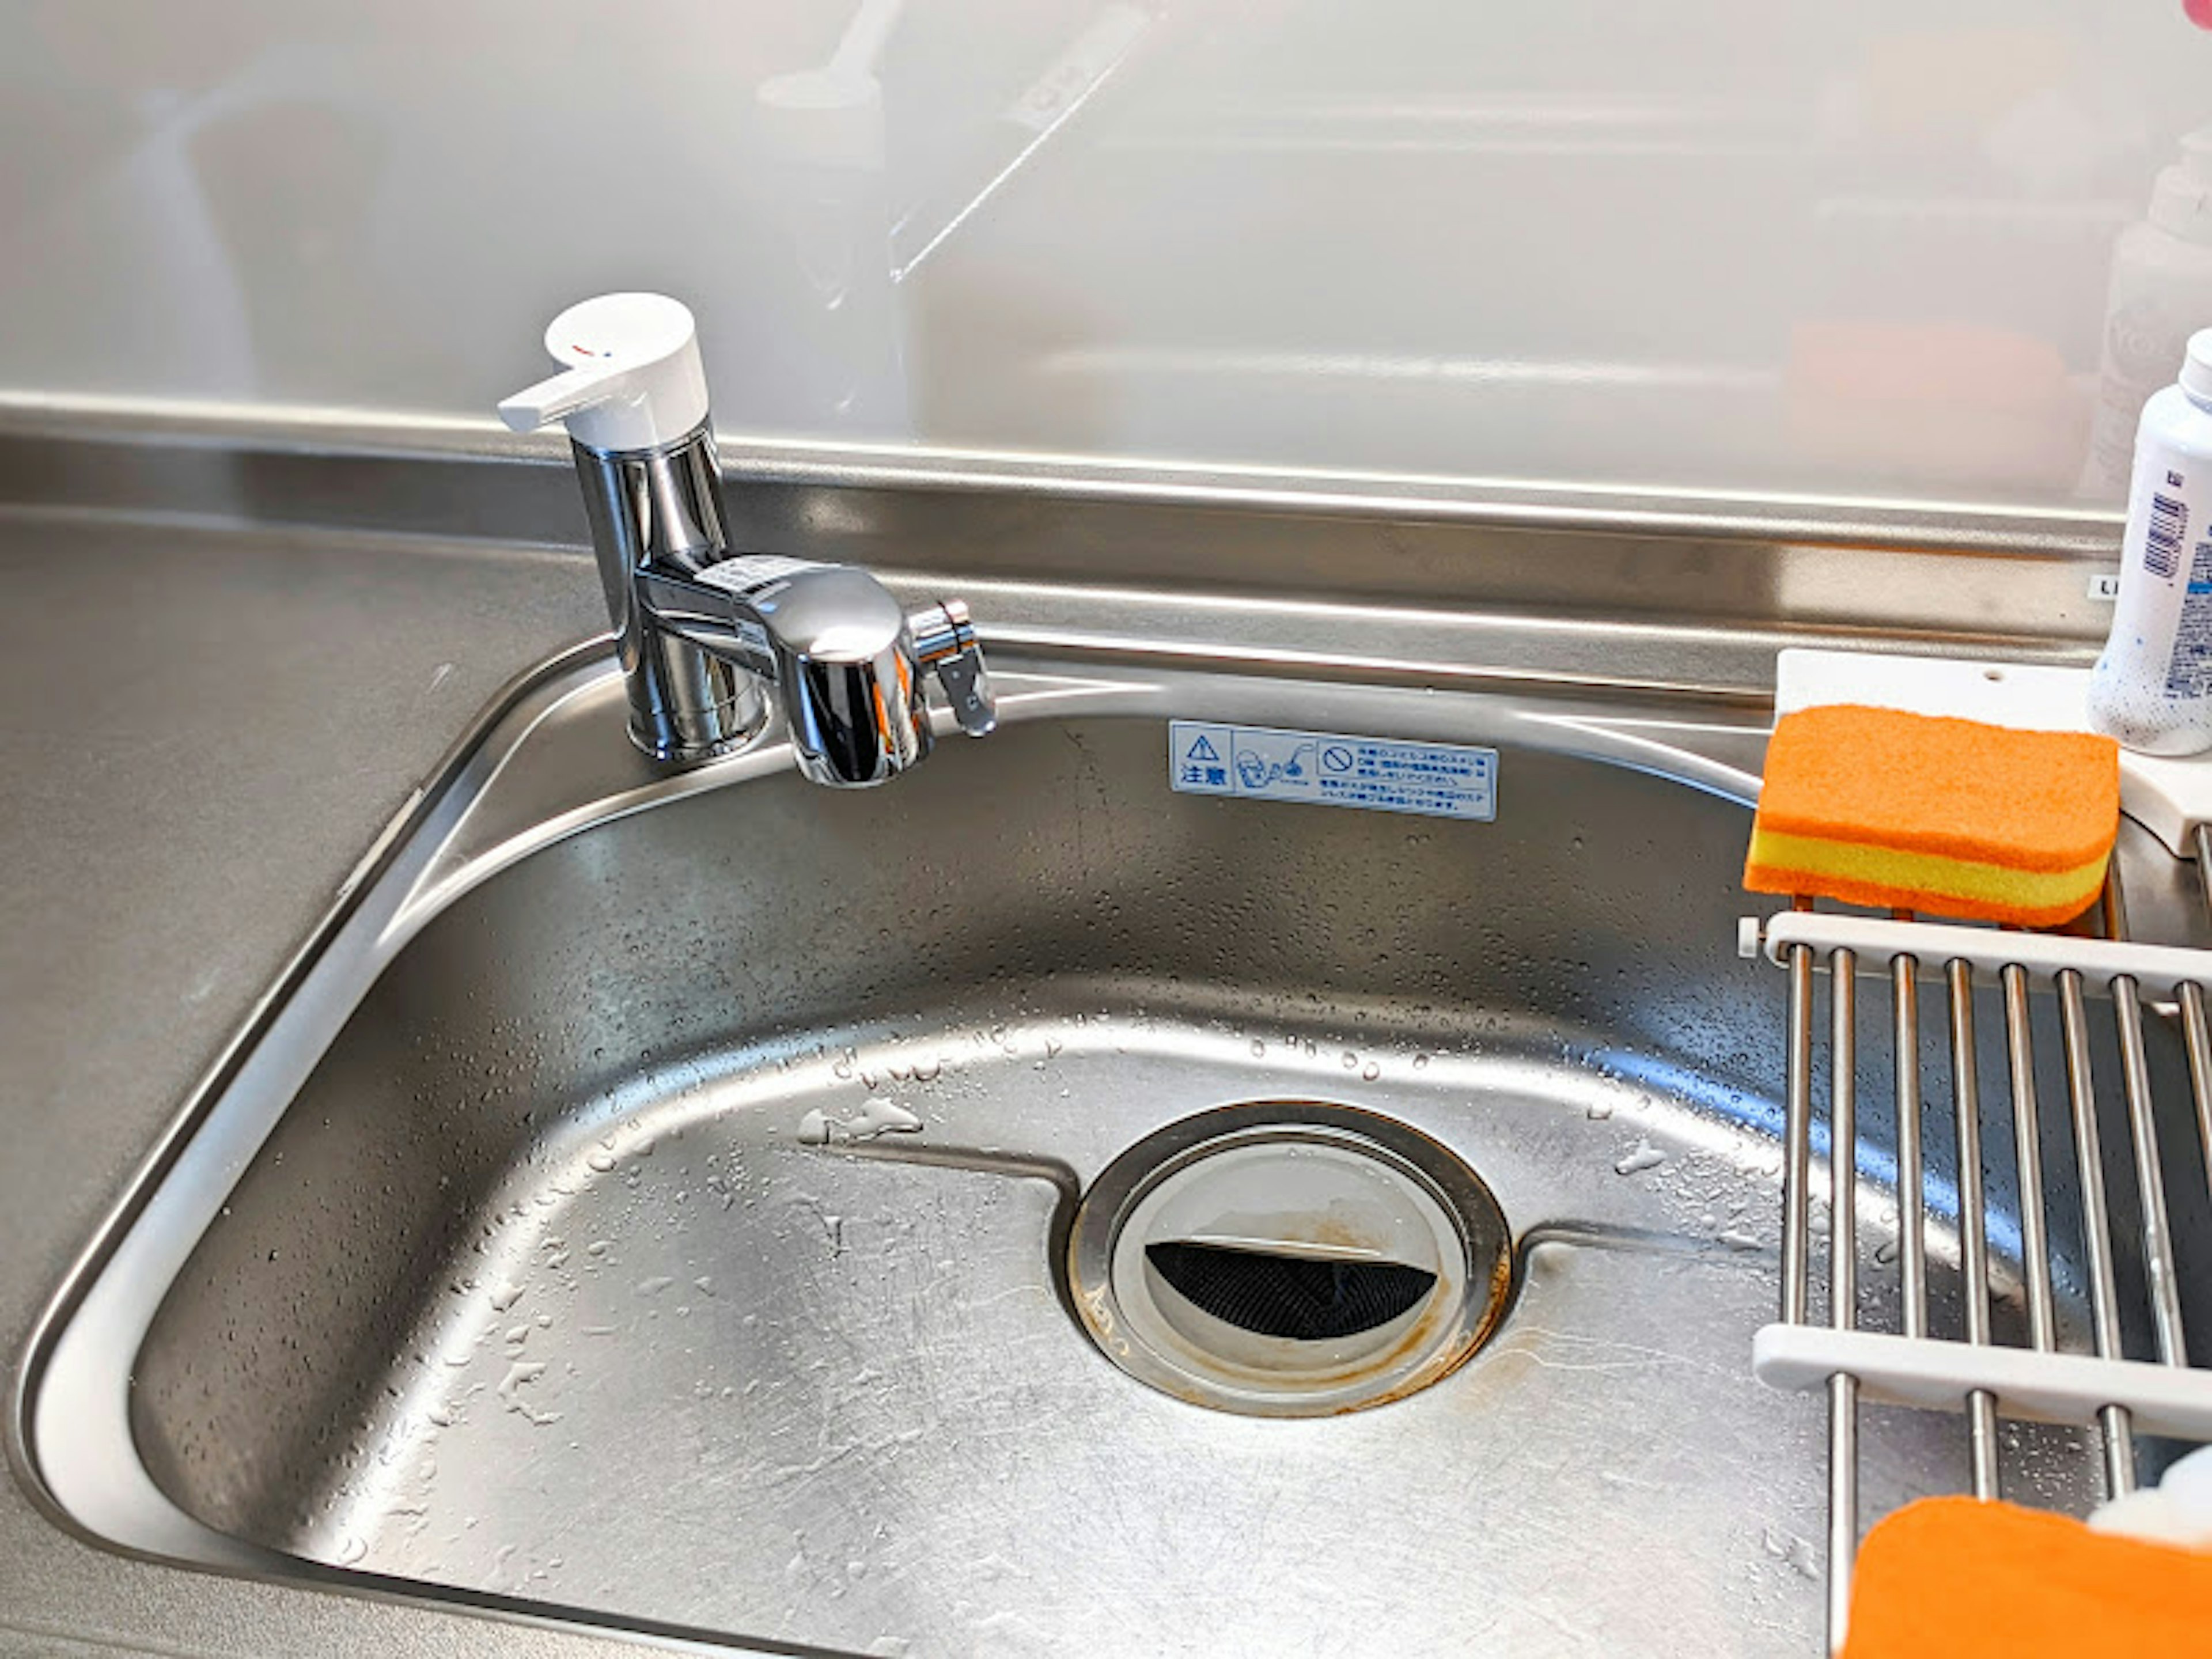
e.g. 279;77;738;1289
1744;704;2119;927
1843;1497;2212;1658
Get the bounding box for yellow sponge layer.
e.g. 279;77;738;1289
1744;704;2119;927
1746;828;2109;923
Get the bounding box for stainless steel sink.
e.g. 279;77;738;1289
19;635;2164;1656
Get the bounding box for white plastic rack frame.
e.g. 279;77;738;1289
1741;866;2212;1655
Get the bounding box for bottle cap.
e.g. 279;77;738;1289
2184;329;2212;410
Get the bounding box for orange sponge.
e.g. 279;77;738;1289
1843;1496;2212;1658
1744;704;2119;927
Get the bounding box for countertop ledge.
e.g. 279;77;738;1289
0;513;642;1658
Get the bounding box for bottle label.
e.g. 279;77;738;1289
2090;423;2212;748
2167;500;2212;698
2145;491;2190;582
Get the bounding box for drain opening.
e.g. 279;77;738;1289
1069;1102;1514;1417
1145;1241;1437;1341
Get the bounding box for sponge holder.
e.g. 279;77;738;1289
1741;863;2212;1654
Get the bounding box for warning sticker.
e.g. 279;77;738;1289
1168;721;1497;821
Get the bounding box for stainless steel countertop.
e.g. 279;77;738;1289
0;510;669;1658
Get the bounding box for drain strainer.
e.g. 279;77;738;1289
1069;1103;1513;1416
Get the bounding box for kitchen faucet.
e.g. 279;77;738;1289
498;292;994;785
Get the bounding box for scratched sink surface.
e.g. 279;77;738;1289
22;648;2120;1656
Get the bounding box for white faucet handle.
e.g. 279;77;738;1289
497;293;710;454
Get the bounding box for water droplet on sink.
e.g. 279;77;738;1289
586;1150;617;1173
1614;1139;1667;1176
1761;1527;1818;1579
1361;1062;1380;1081
496;1359;561;1426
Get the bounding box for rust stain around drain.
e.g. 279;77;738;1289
1064;1101;1517;1416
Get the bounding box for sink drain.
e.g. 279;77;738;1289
1069;1103;1513;1416
1143;1241;1437;1340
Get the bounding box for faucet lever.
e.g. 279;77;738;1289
496;293;711;454
908;600;998;737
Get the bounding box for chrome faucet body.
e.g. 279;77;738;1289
501;293;992;785
566;420;994;785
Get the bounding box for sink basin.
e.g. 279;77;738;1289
19;638;2161;1656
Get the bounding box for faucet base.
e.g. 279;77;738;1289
628;725;769;767
626;657;774;767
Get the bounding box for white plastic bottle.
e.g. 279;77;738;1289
2088;329;2212;755
2080;128;2212;498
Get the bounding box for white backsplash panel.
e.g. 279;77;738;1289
4;1;2211;507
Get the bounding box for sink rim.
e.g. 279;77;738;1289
9;627;1767;1642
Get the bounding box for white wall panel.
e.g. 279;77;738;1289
3;1;2209;506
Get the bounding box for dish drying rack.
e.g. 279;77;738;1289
1741;839;2212;1655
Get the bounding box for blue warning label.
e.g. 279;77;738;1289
1168;721;1497;821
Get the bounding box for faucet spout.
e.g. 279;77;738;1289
639;558;990;787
